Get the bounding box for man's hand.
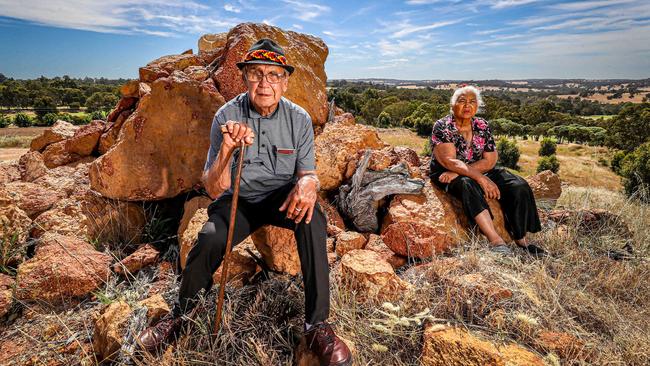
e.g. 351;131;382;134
279;175;319;224
438;171;459;183
221;121;255;150
478;176;501;200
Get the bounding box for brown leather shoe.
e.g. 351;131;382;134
137;313;183;353
305;322;352;366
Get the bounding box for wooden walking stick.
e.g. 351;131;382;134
213;139;246;336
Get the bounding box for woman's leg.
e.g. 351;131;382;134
485;168;542;244
446;176;506;245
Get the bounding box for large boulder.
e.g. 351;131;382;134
16;233;112;303
30;198;89;239
198;33;228;53
89;72;225;201
30;120;78;152
32;157;93;199
138;54;204;83
212;23;329;126
364;234;407;270
2;181;64;218
177;196;213;265
0;191;32;245
0;161;20;185
251;225;301;276
18;151;47;182
421;325;544;366
381;181;511;258
339;249;410;303
335;231;367;257
315;120;385;191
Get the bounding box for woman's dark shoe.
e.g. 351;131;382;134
517;242;548;258
489;244;513;255
305;322;353;366
136;313;184;353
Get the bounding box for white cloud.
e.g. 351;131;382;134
378;39;422;56
391;20;461;38
0;0;232;36
224;4;241;13
291;23;303;30
281;0;330;21
490;0;539;9
549;0;637;12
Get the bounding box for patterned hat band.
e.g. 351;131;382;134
244;50;288;66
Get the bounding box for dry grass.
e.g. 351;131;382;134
0;136;32;148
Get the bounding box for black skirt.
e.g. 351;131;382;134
431;167;541;240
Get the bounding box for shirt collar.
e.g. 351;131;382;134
245;93;282;120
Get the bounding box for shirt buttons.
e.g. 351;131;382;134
261;131;266;135
261;144;266;148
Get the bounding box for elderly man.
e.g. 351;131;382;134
137;39;352;365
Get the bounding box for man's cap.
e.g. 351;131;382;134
236;38;295;74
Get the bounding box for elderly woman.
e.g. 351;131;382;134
429;85;545;256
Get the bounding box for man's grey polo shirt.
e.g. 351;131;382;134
203;92;315;203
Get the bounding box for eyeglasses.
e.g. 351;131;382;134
245;69;287;84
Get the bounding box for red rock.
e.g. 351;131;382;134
64;120;103;156
30;120;78;152
251;225;301;276
89;71;225;200
31;198;88;239
339;249;411;303
2;181;64;218
335;231;367;257
119;80;140;98
318;196;345;230
177;196;213;267
381;181;511;258
213;23;329;126
42;140;83;168
18;151;47;182
139;54;204;83
536;331;589;360
198;33;228;53
0;161;20;185
107;97;137;122
16;233;112;303
0;193;32;256
112;244;159;275
213;239;260;287
81;190;146;245
364;234;407;270
421;325;544;366
526;170;562;204
98;110;132;154
0;273;14;318
315;122;384;191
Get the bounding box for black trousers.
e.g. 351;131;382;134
177;183;330;325
431;167;541;240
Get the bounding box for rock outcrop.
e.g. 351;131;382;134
251;225;301;276
0;274;13;318
421;325;544;366
16;233;112;303
112;244;159;275
339;249;411;303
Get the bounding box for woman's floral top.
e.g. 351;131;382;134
429;114;496;175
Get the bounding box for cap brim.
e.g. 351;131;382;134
236;60;294;74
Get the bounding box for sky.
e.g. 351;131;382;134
0;0;649;80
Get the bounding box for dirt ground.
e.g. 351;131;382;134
0;148;29;162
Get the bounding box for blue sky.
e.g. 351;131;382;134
0;0;649;80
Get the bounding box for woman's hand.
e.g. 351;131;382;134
221;121;255;150
478;176;501;200
438;171;459;183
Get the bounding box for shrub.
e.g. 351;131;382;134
33;112;59;127
496;137;520;170
69;102;81;111
538;138;557;157
0;114;9;128
414;115;435;137
377;111;392;127
620;142;650;202
537;155;560;173
610;150;627;175
90;110;107;121
71;114;92;125
422;140;432;157
13;113;32;127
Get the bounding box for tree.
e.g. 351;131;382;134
377;111;392;128
605;103;650;152
497;137;520;170
85;92;118;113
33;96;57;120
0;114;9;128
537;155;560;173
620;142;650;202
382;101;416;126
360;98;383;125
539;138;557;157
414;114;435;137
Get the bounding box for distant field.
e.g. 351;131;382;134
557;92;646;104
584;114;615;121
378;128;622;191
